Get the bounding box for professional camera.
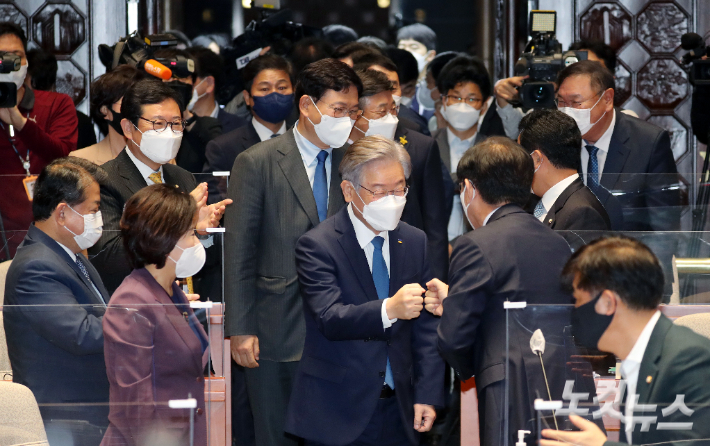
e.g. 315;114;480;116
0;51;21;108
219;0;321;103
680;32;710;85
514;11;587;109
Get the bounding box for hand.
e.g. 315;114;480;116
540;414;607;446
196;198;232;233
230;335;260;368
413;404;436;432
185;293;200;302
494;76;527;108
424;278;449;316
386;284;425;320
190;183;208;208
0;105;27;130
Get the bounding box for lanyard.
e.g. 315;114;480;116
0;120;30;176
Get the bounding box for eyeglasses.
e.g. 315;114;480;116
316;99;362;119
365;104;399;119
554;91;603;109
139;116;187;134
443;95;483;107
359;185;409;200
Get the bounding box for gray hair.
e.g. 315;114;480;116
339;135;412;188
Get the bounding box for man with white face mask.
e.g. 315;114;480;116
89;79;231;296
0;22;79;261
285;135;443;446
349;68;449;281
224;59;361;446
555;60;679;231
5;159;110;445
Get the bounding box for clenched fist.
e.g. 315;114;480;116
424;278;449;316
386;284;425;320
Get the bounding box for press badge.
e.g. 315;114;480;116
23;175;38;201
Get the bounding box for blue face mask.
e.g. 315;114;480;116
251;92;294;124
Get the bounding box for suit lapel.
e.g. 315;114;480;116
543;178;585;227
387;225;407;296
435;130;451;172
635;315;671;405
335;209;379;302
327;147;346;217
116;149;148;196
599;111;631;190
276;131;321;227
77;252;110;303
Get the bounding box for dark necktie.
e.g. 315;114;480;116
586;144;600;190
371;236;395;389
270;134;278;139
313;150;329;222
75;257;105;304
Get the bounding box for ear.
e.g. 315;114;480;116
531;150;544;166
55;203;68;226
425;50;436;63
121;118;134;141
100;105;112;121
243;89;253;108
341;180;354;203
204;76;215;94
299;94;313;118
597;290;618;316
603;88;615;112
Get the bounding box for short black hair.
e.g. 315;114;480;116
569;40;616;73
427;51;460;79
121;184;196;270
357;36;387;49
0;22;27;52
289;37;335;77
32;159;96;222
355;69;394;105
26;48;57;91
457;136;533;206
519;108;582;171
242;54;293;93
322;24;359;47
396;24;437;51
153;48;198;83
352;53;398;73
557;59;615;94
91;65;145;135
61;157;110;185
120;78;184;126
437;55;492;100
332;42;378;60
561;236;664;311
384;48;419;85
294;58;363;104
186;46;226;91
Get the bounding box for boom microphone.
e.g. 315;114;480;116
141;59;172;80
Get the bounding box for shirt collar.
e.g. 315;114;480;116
621;310;662;371
56;240;77;262
584;108;616;154
447;127;476;146
252;116;286;142
347;203;389;249
209;101;220;119
294;121;332;166
482;206;502;226
124;145;163;183
541;173;579;213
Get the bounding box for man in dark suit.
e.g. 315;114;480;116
4;159;110;445
424;137;574;446
203;54;295;204
519;108;611;230
286;135;444;445
556;60;680;232
348;69;449;281
541;236;710;446
225;59;362;446
89;79;230;296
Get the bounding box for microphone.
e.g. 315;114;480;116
681;32;704;50
141;59;172;80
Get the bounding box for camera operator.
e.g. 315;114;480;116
0;22;79;260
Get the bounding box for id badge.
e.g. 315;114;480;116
23;175;38;201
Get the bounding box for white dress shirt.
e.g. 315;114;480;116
482;206;502;226
252;116;286;142
620;310;662;445
347;203;398;329
57;241;106;305
293;122;333;191
209;101;220;119
447;129;477;241
125;146;164;185
536;173;579;222
581;109;616;185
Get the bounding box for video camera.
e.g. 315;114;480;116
0;52;21;108
514;11;587;109
680;32;710;85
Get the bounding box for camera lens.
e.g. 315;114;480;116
531;86;550;103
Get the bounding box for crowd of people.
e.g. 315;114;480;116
1;16;708;446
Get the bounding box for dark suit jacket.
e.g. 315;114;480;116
203;121;261;204
218;108;248;134
593;110;680;231
398;106;431;136
607;315;710;446
89;149;197;296
175;115;223;174
395;124;449;281
102;268;209;446
540;177;611;230
286;207;444;445
4;224;109;419
224;128;347;361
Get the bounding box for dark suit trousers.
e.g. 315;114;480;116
244;360;301;446
478;381;505;446
305;395;410;446
233;360;256;446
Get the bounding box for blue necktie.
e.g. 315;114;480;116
533;201;546;220
586;145;600;190
313;150;329;222
371;236;395;389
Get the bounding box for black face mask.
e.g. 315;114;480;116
107;110;124;135
571;291;614;350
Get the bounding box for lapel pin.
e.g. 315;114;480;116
646;375;652;384
548;219;553;224
398;239;403;244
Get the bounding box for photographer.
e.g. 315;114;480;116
0;22;79;260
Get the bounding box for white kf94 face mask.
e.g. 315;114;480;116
353;183;407;232
64;205;103;250
442;102;481;131
133;124;183;165
354;113;399;140
307;96;355;148
558;93;607;135
169;242;206;278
